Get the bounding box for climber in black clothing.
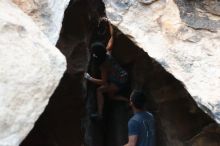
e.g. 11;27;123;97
85;43;129;117
85;17;129;117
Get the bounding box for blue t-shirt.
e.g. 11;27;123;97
128;111;155;146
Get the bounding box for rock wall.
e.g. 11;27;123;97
20;0;98;145
0;0;67;146
19;0;130;146
103;0;220;125
111;30;220;146
12;0;220;146
102;0;220;145
12;0;70;44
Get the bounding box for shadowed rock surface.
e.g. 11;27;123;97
106;29;220;146
104;0;220;145
20;0;99;145
104;0;220;124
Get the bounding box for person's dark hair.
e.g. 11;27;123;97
130;90;146;110
91;42;106;66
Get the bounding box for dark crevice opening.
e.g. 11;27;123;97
20;0;220;146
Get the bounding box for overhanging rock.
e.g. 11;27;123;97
103;0;220;124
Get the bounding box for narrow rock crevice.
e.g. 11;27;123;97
20;0;220;146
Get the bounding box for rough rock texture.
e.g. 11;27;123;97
101;0;220;145
18;0;220;146
110;30;220;146
13;0;70;44
103;0;220;124
20;0;130;146
0;0;66;146
20;0;95;145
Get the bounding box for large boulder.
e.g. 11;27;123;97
20;0;93;145
12;0;70;44
0;0;66;145
103;0;220;124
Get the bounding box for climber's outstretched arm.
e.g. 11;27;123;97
106;23;114;52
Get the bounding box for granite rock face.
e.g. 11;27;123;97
20;0;94;145
110;30;220;146
13;0;70;44
0;0;67;145
103;0;220;124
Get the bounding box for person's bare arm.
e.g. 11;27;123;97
106;23;114;52
124;135;138;146
88;77;103;85
85;66;108;85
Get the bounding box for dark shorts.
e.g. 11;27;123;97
108;79;129;97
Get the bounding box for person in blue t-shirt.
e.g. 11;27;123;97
124;90;156;146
